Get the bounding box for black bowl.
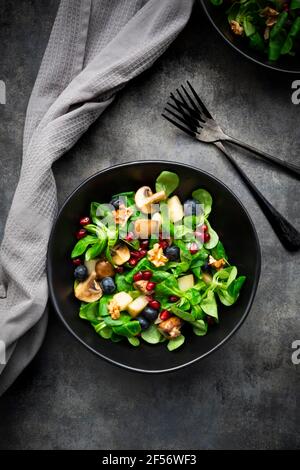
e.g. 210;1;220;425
200;0;300;74
47;161;261;373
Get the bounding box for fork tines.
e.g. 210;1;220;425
162;81;211;138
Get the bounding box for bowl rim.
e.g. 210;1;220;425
47;160;261;374
199;0;300;75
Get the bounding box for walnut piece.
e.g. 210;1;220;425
208;255;227;270
158;317;183;339
147;243;168;267
260;7;279;17
108;299;121;320
230;20;244;36
260;7;279;27
112;204;133;227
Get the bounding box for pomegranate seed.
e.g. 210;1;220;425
133;272;143;282
140;240;149;249
160;310;171;321
130;251;140;259
159;240;169;250
146;281;156;291
125;232;134;242
169;295;179;303
149;300;161;310
146;295;154;302
129;258;137;266
189;242;198;254
142;270;153;280
139;249;147;257
115;266;124;273
72;258;82;266
79;216;90;226
202;224;208;232
76;228;87;239
206;315;214;326
204;232;211;243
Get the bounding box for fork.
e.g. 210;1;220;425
162;81;300;252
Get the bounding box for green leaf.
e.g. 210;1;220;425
71;235;98;258
210;0;223;5
211;241;228;261
170;305;195;322
282;17;300;54
201;290;218;320
191;305;206;320
243;18;255;37
113;320;141;337
190;248;209;269
155;275;182;298
204;220;219;249
155;171;179;197
291;0;300;9
270;11;288;39
128;336;140;346
94;324;112;339
99;295;113;317
217;276;246;306
167;335;185;351
249;32;265;52
115;273;132;292
104;313;131;327
184;287;201;306
214;266;237;288
110;332;123;342
141;324;162;344
79;301;100;322
151;270;172;282
85;236;107;261
192;320;208;336
192;188;213;216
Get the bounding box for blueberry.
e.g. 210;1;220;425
164;245;180;261
100;276;116;294
142;306;159;322
203;262;211;272
184;199;198;216
74;265;88;281
136;316;150;330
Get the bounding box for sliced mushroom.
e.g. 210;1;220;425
95;259;115;279
111;244;130;266
135;186;166;214
74;271;103;303
134;219;159;239
158;316;183;339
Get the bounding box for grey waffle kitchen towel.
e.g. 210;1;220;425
0;0;194;395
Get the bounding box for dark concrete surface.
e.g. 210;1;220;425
0;0;299;450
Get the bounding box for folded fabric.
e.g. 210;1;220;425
0;0;194;395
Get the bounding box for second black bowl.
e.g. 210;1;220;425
200;0;300;74
47;161;261;373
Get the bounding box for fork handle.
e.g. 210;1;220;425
225;135;300;179
215;142;300;252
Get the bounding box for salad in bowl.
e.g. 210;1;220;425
71;171;246;351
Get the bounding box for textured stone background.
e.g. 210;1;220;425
0;0;299;450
